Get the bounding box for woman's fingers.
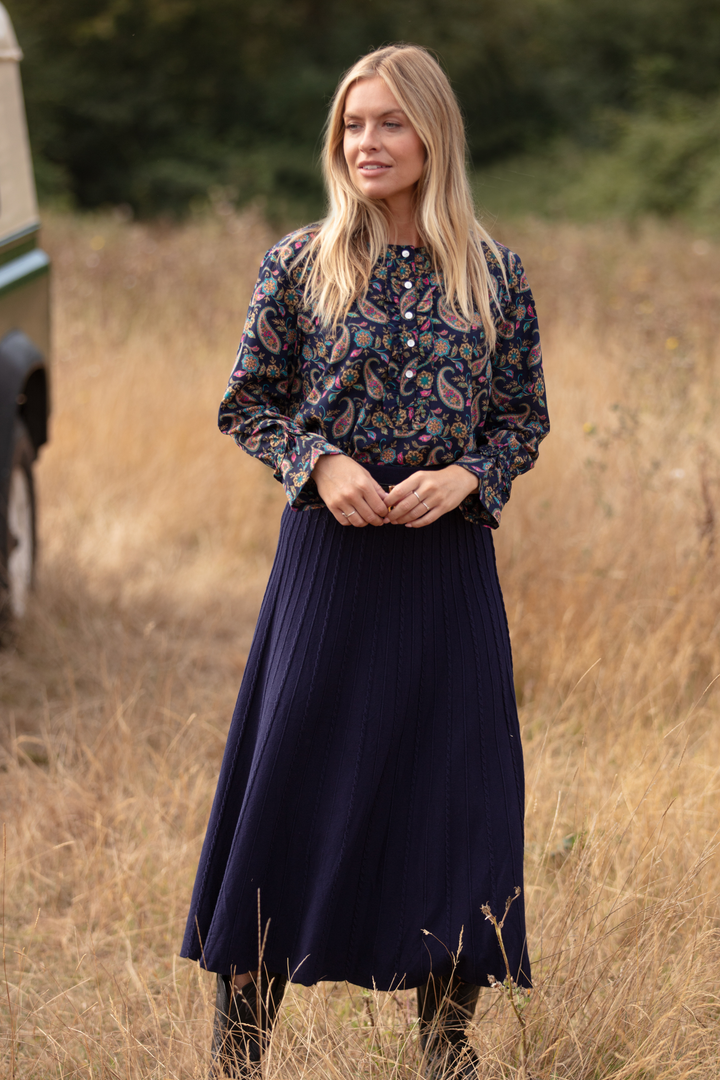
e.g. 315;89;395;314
311;454;389;526
384;466;478;527
403;503;443;528
337;491;388;527
361;482;391;520
312;459;477;529
333;479;388;527
386;488;432;525
385;478;438;524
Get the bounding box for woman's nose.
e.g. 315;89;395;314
359;125;379;152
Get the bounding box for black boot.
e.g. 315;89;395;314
210;968;287;1078
417;974;481;1079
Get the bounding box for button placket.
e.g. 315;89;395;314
403;283;416;346
393;249;420;398
404;274;417;349
404;296;417;382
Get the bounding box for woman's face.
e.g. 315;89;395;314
342;77;426;214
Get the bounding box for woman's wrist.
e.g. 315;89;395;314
311;451;341;480
445;463;480;497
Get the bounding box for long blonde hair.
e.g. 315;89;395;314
300;44;506;349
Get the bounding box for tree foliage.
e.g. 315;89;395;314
6;0;720;217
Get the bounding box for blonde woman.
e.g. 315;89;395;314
181;43;549;1078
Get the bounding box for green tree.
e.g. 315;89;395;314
6;0;552;214
6;0;720;217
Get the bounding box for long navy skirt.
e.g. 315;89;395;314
180;464;531;991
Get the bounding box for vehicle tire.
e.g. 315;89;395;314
1;419;36;623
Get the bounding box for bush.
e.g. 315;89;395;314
474;94;720;227
567;96;720;219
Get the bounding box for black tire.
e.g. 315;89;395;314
0;419;36;624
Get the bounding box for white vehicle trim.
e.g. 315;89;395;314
7;460;33;618
0;249;50;298
0;222;40;252
0;6;38;244
0;4;22;62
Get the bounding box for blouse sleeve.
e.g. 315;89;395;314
218;243;341;506
455;250;549;528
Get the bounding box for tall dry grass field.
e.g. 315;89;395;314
2;209;719;1079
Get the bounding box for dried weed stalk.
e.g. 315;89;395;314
1;212;720;1077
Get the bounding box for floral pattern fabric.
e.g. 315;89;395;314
219;228;549;527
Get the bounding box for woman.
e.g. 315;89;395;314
181;43;549;1078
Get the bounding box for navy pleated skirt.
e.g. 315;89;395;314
181;464;531;991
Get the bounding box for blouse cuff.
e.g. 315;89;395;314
281;435;343;508
454;454;511;529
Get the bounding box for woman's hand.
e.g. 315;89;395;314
312;454;389;527
383;464;478;527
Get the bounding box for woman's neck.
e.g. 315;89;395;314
383;195;421;247
387;220;422;246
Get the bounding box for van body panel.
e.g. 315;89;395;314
0;60;38;244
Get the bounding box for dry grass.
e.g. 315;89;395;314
1;207;720;1078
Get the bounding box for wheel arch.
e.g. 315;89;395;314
0;328;48;465
17;363;48;453
0;331;47;577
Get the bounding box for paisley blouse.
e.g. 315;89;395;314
219;227;549;528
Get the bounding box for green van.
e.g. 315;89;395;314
0;2;51;623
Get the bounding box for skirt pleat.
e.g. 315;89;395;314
181;464;531;990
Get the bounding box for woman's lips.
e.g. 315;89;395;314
358;163;391;172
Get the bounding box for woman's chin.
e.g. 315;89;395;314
356;181;417;208
356;179;393;200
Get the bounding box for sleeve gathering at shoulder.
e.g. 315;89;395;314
218;233;342;507
455;246;550;528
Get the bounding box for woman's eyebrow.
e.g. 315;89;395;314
343;108;407;120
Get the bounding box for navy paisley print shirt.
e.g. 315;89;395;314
219;227;549;528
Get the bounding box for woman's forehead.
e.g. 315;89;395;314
343;77;405;117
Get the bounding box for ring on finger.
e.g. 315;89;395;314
422;501;430;512
344;509;357;518
413;490;422;504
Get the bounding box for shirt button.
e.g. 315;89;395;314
407;337;415;347
401;249;410;257
404;281;412;289
406;369;416;379
404;311;413;320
